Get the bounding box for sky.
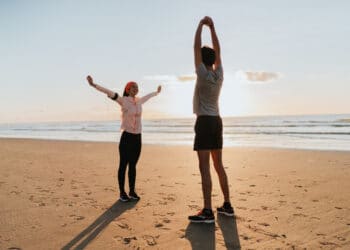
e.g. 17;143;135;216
1;0;349;123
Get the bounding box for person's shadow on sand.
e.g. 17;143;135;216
185;222;215;250
185;214;240;250
61;200;137;250
217;214;241;249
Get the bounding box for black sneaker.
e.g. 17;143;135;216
129;192;140;201
188;208;215;223
119;193;130;202
217;202;234;217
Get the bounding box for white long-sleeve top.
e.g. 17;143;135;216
112;92;158;134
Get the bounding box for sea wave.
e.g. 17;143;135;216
1;114;350;150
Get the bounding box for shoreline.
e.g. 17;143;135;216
1;137;350;153
0;138;349;249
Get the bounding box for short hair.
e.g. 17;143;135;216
201;46;216;66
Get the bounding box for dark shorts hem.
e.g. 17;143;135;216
193;115;223;151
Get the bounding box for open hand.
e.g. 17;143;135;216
86;75;96;87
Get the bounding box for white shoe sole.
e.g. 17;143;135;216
217;211;234;217
189;219;215;223
129;196;140;200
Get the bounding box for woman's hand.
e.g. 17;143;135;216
157;85;162;93
86;75;96;87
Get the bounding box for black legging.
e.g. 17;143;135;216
118;131;142;194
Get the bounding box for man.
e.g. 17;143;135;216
188;16;234;223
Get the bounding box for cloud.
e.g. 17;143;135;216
144;74;196;84
236;70;282;83
177;75;196;82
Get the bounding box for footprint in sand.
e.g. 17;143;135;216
163;218;171;223
10;190;21;195
259;174;269;178
56;177;64;187
116;222;130;230
237;206;247;210
143;235;159;246
174;182;185;186
247;225;280;239
177;229;186;238
69;214;85;221
234;215;246;222
336;236;346;241
70;180;83;190
258;222;270;227
144;202;152;207
163;194;176;202
319;241;339;247
188;204;201;210
240;234;251;241
160;184;174;188
154;223;163;228
122;236;137;244
38;187;51;193
293;213;307;217
250;208;260;212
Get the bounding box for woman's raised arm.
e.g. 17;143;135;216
86;75;117;99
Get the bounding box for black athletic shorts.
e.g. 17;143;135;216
194;115;223;151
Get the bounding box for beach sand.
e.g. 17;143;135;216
0;138;349;249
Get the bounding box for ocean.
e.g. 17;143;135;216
0;114;350;151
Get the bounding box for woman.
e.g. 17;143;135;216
87;75;161;202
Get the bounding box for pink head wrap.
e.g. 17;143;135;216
125;81;136;94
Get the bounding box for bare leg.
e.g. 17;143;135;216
197;150;212;209
211;149;230;202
